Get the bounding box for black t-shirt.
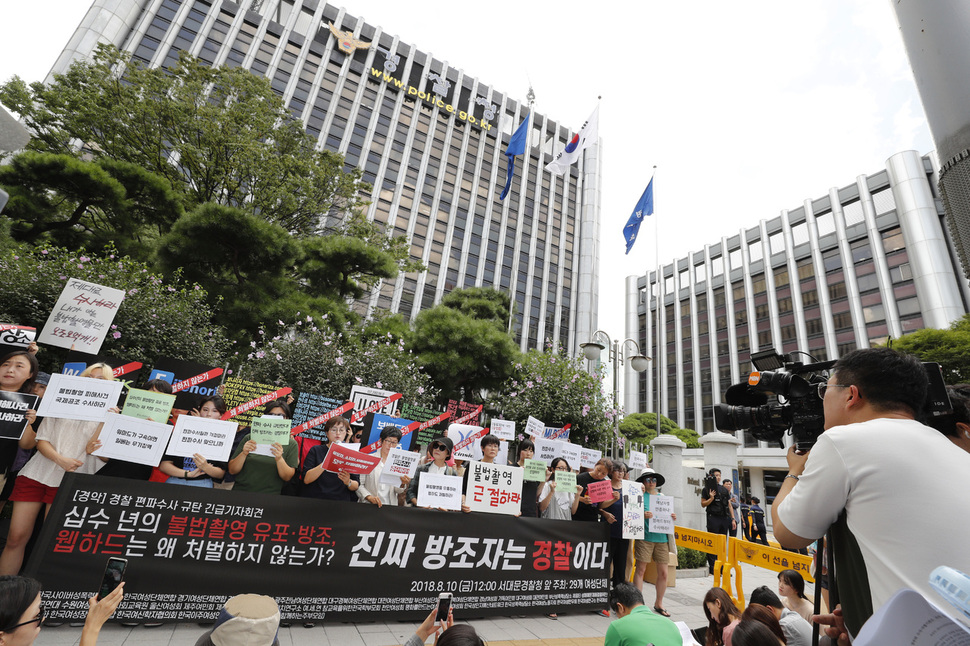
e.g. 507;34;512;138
520;479;539;517
572;472;604;522
702;483;731;517
96;459;153;481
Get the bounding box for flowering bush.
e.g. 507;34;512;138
0;244;232;370
495;342;620;448
242;319;440;406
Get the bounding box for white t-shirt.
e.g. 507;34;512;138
777;418;970;624
19;418;101;488
539;482;575;520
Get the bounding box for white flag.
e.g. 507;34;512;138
545;106;599;175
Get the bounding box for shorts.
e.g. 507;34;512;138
9;476;58;504
634;539;669;565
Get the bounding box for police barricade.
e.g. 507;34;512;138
25;474;610;623
729;538;814;608
672;525;742;601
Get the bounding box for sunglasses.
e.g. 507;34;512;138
432;443;447;450
4;604;45;631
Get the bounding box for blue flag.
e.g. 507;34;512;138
500;112;530;200
623;177;654;254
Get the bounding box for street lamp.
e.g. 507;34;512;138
580;331;651;458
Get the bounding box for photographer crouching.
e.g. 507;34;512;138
770;348;970;641
700;467;735;575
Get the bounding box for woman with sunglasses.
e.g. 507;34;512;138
406;437;457;508
0;575;123;646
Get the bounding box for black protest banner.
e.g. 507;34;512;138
0;391;38;440
400;402;450;446
448;399;482;425
26;474;609;623
0;324;36;358
290;392;348;440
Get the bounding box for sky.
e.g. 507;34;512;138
0;1;935;368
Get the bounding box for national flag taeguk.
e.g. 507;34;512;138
500;112;531;200
545;106;599;175
623;177;654;254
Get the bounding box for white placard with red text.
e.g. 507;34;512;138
38;278;125;353
580;448;602;470
464;461;523;516
490;419;515;441
379;448;420;486
167;415;237;462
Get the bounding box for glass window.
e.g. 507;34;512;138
791;221;809;245
695;263;707;282
882;227;905;254
816;211;836;237
872;189;896;215
851;239;873;263
843;200;865;226
730;248;743;270
769;231;785;255
748;240;763;262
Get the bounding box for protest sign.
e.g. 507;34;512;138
28;474;610;622
587;479;614;504
290;392;349;439
629;450;648;470
221;377;292;425
38;278;125;353
447;423;487;460
554;470;577;492
523;459;547;482
0;324;36;357
359;412;416;454
490;419;515;441
0;392;38;441
349;386;401;422
648;494;675;534
122;388;175;424
447;399;482;425
559;441;581;468
319;443;381;475
533;438;560;465
36;373;123;422
148;358;224;411
250;416;291;455
416;472;463;511
524;416;545;438
464;461;523;515
399;403;450;445
93;412;172;467
167;415;237;462
622;480;645;540
545;424;571;441
379;448;420;486
580;448;602;470
292;401;355;440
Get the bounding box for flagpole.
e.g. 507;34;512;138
652;166;662;438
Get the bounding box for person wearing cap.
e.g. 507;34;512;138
632;469;676;618
406;436;458;508
194;594;281;646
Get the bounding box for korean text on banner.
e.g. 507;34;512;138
524;416;545;437
490;419;515;441
629;450;647;470
559;441;581;468
167;415;237;462
36;373;123;422
122;388;175;424
379;448;420;486
250;416;291;456
320;443;381;475
464;461;523;515
0;392;39;441
93;412;172;467
587;479;614;504
38;278;125;353
621;480;645;540
533;438;561;466
554;469;577;492
417;472;463;510
349;385;401;421
648;494;675;534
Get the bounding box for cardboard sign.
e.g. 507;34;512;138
36;373;123;422
554;469;577;492
648;494;675;534
587;478;615;504
464;461;523;516
447;399;482;426
417;472;463;510
622;479;645;540
38;279;125;353
580;448;602;470
400;403;450;446
629;450;648;470
359;412;416;454
0;392;39;441
319;443;381;475
524;415;545;437
447;423;487;460
349;385;401;422
522;459;547;482
378;448;420;486
221;377;292;425
559;441;581;468
93;412;172;467
490;419;515;441
121;388;175;424
533;438;560;466
147;357;224;411
167;415;237;462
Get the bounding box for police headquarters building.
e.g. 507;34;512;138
625;151;970;507
53;0;600;351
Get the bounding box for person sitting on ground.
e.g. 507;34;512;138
749;586;811;646
406;437;457;508
730;620;785;646
776;570;813;624
194;593;280;646
604;582;681;646
632;469;677;618
0;574;124;646
703;587;743;646
739;603;787;645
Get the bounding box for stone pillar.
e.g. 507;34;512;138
699;431;741;480
651;434;686;529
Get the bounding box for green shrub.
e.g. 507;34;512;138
677;546;707;569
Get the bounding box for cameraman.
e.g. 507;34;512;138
771;348;970;639
700;467;735;575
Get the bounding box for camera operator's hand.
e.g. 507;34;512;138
785;445;810;476
813;605;850;645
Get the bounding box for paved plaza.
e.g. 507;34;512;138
34;559;805;646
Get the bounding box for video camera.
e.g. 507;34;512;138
714;349;952;452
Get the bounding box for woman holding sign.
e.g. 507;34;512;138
0;351;40;510
227;401;298;495
538;458;582;520
300;416;362;502
357;426;408;507
0;363;116;576
159;395;228;487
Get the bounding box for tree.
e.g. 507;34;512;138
410;288;520;403
886;314;970;384
496;343;619;448
619;412;701;458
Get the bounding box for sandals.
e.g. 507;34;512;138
653;606;671;617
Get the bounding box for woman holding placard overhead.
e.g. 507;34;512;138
0;363;116;576
227;400;298;495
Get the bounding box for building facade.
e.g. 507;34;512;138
53;0;600;351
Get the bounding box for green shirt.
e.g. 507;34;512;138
643;492;669;543
604;605;682;646
230;433;298;495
